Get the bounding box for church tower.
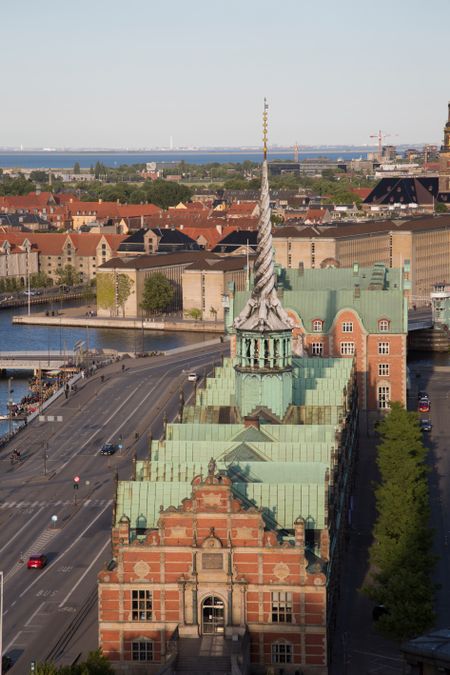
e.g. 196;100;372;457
233;101;293;420
439;101;450;194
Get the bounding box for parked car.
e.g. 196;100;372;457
419;400;430;413
27;554;47;569
2;655;13;672
100;442;117;456
187;373;198;382
372;604;389;622
420;419;432;432
418;391;429;401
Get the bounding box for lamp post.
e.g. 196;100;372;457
25;241;31;317
7;377;13;437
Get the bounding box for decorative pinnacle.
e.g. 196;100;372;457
263;98;268;160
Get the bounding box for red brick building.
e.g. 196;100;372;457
99;467;329;674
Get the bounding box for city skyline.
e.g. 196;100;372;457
2;0;450;148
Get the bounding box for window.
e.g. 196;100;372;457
132;640;153;662
378;385;390;409
312;319;323;332
132;590;152;621
342;321;353;333
311;342;323;356
378;342;389;355
378;319;390;332
340;342;355;356
272;642;292;664
378;363;389;376
271;592;292;623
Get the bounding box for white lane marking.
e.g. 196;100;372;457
59;537;110;608
56;384;142;473
5;528;58;582
4;630;22;653
24;601;45;627
0;507;45;554
17;500;112;599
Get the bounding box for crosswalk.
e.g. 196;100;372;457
0;498;111;510
5;528;59;582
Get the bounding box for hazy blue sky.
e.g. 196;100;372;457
2;0;449;148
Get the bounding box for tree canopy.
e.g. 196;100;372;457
140;273;175;314
364;402;436;641
96;271;134;316
55;264;79;287
36;649;114;674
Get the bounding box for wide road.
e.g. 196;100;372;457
0;340;228;672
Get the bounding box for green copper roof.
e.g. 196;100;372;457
233;265;407;334
116;479;326;531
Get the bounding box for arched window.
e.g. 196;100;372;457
312;319;323;332
378;319;390;332
272;640;293;664
132;638;154;662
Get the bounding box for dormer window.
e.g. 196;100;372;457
312;319;323;332
378;319;390;332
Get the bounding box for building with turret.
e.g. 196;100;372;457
439;101;450;195
98;104;358;675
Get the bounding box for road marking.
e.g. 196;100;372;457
0;506;45;554
25;601;45;626
4;630;22;653
5;528;58;582
59;537;110;607
17;500;112;599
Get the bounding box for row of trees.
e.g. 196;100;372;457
35;650;113;674
364;402;436;640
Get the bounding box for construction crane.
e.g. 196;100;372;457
369;130;396;161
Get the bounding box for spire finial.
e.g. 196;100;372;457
263;98;269;160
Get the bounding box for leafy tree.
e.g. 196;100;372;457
145;179;192;209
435;201;448;213
185;307;202;321
36;649;114;674
29;272;52;288
30;170;49;183
209;306;218;322
140;273;175;314
364;402;436;641
96;271;133;316
73;162;81;175
55;264;78;287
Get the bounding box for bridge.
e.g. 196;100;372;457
0;351;76;372
408;307;433;332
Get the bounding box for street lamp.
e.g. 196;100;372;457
25;241;31;317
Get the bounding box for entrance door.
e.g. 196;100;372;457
202;596;225;634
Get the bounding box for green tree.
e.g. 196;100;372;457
145;179;192;209
185;307;202;321
55;264;78;287
435;201;448;213
36;649;114;674
96;271;133;316
140;273;175;314
364;402;436;641
29;272;52;288
73;161;81;175
30;170;49;183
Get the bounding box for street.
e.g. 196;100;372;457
331;357;450;675
0;340;228;672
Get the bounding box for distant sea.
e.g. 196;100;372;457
0;150;370;170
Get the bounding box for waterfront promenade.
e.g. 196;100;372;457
12;304;223;333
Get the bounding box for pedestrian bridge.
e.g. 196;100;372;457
0;351;75;371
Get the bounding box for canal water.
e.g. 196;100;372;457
0;302;210;436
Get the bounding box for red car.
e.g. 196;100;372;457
418;400;430;413
27;554;47;569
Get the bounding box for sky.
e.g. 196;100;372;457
2;0;450;149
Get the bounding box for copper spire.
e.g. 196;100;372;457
234;101;292;333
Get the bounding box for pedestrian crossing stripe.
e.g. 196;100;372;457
0;499;110;510
4;528;58;583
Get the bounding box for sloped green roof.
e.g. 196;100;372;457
233;265;407;334
116;479;326;531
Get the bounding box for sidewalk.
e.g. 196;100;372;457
331;433;403;674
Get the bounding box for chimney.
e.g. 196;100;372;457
354;283;360;298
243;416;259;429
352;262;359;276
98;198;102;204
298;261;304;276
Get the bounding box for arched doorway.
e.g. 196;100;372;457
201;596;225;635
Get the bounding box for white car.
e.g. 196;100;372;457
187;373;198;382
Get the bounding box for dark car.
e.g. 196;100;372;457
100;442;116;456
2;655;13;672
418;391;429;401
420;419;432;432
27;554;47;569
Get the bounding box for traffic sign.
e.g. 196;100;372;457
51;515;58;523
73;475;80;483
